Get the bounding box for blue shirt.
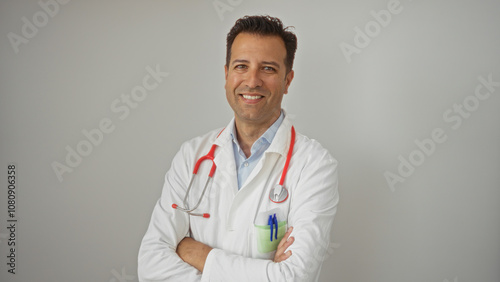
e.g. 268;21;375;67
230;111;284;190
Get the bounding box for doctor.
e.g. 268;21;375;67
138;15;339;281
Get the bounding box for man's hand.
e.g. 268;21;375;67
176;226;293;272
274;227;294;263
176;237;213;272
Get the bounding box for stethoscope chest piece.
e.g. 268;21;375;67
269;184;289;203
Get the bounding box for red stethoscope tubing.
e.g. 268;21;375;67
279;126;295;186
193;128;225;177
193;144;217;177
172;126;295;218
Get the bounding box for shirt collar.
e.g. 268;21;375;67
215;109;293;158
229;110;284;150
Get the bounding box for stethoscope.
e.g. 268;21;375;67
172;126;296;218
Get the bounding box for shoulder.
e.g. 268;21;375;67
279;113;336;165
295;131;337;161
177;127;225;157
292;130;338;172
166;127;224;177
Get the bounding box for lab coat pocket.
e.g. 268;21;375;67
254;208;287;253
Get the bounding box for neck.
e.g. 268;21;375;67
234;113;280;158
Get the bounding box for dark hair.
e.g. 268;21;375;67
226;15;297;74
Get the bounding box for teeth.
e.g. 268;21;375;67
242;95;262;100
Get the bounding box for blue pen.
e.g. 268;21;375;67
268;215;274;241
273;214;278;240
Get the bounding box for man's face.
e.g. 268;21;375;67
225;32;294;128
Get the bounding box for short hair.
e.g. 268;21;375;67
226;15;297;74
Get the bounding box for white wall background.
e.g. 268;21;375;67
1;0;499;281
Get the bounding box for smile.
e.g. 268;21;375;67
241;94;263;100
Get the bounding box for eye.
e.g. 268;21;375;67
263;66;276;72
234;64;247;70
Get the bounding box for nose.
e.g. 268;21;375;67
244;68;263;89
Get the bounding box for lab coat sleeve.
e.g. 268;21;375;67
138;143;202;281
200;145;339;282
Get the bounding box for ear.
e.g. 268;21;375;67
224;65;228;80
283;70;294;94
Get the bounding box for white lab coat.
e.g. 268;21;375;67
138;113;339;281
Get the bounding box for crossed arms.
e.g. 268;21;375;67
176;226;295;272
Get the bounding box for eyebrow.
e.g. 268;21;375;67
231;59;281;69
262;61;281;69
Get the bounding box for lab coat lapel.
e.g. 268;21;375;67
239;152;278;191
213;119;238;197
212;119;239;231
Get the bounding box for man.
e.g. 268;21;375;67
138;15;339;281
